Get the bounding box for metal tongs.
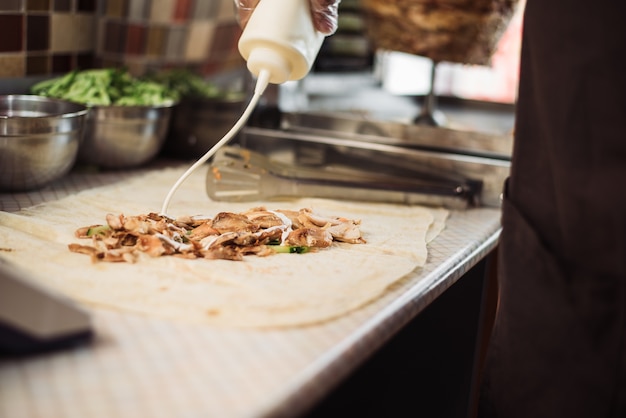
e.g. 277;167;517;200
206;146;482;209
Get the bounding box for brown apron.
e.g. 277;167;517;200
479;0;626;417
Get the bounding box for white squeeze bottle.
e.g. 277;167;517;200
161;0;324;214
238;0;326;85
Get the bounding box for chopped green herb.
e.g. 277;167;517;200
143;69;245;101
86;225;110;237
31;68;177;107
270;245;310;254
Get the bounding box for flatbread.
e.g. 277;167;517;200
0;166;448;328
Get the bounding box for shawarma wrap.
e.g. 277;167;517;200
0;166;447;328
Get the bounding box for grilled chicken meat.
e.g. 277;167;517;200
69;206;365;263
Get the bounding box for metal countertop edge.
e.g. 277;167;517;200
264;227;502;418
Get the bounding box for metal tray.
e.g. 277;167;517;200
280;111;513;160
239;126;510;207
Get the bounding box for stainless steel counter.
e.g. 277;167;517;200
0;161;500;418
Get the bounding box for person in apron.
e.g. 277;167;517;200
479;0;626;417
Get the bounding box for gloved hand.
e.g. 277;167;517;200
234;0;340;35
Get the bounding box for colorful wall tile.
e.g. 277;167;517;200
2;1;22;12
0;0;96;78
127;0;148;20
0;55;25;78
27;0;50;12
0;0;244;79
148;0;174;23
26;15;50;51
96;0;243;75
77;0;96;12
104;0;127;18
0;15;24;53
185;21;214;61
53;0;71;11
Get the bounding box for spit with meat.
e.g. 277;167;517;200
361;0;520;65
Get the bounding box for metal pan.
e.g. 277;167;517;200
238;126;510;207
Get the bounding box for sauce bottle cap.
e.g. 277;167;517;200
246;46;292;85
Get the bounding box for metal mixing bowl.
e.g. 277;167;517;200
0;95;88;191
162;96;246;159
78;103;175;169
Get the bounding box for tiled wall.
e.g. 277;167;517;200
98;0;243;76
0;0;97;78
0;0;243;79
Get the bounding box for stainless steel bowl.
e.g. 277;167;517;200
78;103;175;169
162;97;245;159
0;95;88;191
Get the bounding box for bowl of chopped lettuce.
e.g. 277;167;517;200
31;68;178;169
